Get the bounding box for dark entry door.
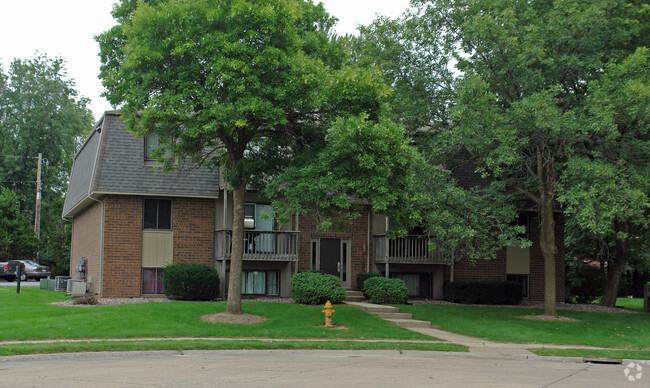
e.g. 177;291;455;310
319;238;340;277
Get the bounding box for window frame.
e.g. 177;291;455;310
141;268;165;295
144;133;160;161
506;274;529;299
143;198;173;231
225;269;280;296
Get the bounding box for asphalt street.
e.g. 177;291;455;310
0;279;40;287
0;349;640;387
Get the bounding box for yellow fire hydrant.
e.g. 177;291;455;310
322;300;335;328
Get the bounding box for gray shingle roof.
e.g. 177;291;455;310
63;111;220;217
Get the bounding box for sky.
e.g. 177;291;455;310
0;0;412;121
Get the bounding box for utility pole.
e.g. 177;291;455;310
34;153;42;240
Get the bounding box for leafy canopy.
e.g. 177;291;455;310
0;55;92;268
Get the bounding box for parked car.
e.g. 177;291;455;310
3;260;24;282
0;262;7;281
3;260;50;281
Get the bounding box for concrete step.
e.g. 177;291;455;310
385;318;431;328
343;301;399;313
345;295;366;302
345;290;364;297
372;312;412;320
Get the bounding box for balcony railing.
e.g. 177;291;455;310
215;230;299;261
374;235;452;265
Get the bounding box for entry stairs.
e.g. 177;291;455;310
344;291;431;329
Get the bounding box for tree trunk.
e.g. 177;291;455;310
226;181;246;314
600;222;628;307
539;198;557;317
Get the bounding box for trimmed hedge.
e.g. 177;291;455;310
443;281;522;305
164;263;219;301
363;277;408;304
356;272;382;291
291;271;347;305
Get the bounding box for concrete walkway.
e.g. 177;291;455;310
0;299;639;364
343;300;626;360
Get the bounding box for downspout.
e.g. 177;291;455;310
295;213;300;275
366;211;370;273
384;216;389;278
88;196;104;295
223;188;228;229
222;187;228;298
449;249;455;282
87;116;107;296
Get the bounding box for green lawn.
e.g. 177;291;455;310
0;287;431;341
398;304;649;350
0;339;467;357
528;348;650;360
616;298;644;312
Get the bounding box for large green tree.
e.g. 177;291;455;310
0;55;93;270
351;10;527;264
97;0;388;314
558;48;650;306
355;0;648;316
0;188;38;260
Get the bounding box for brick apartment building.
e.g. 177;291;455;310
63;111;564;301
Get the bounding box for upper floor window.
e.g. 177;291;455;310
144;198;172;230
145;133;160;160
516;213;529;239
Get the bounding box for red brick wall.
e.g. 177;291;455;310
447;212;565;302
70;202;102;292
173;198;214;265
298;208;372;290
98;196;216;298
102;196;143;298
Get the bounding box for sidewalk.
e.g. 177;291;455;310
0;301;635;363
343;300;625;360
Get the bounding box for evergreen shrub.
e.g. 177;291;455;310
443;281;522;305
291;271;346;305
356;272;382;291
164;263;219;301
363;277;408;304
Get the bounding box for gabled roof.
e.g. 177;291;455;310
62;111;220;218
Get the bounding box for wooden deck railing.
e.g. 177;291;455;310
215;230;299;261
373;235;452;264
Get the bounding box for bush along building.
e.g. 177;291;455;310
63;111;564;301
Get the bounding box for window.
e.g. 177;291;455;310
226;270;280;296
244;204;256;229
142;268;164;294
144;199;172;230
393;273;420;296
516;214;529;239
242;271;266;294
507;274;529;298
244;203;276;231
145;133;160;160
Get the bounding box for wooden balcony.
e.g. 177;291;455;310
373;235;452;265
215;230;299;261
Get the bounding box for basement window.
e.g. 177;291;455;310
507;274;529;299
142;268;164;295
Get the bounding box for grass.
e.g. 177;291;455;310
529;348;650;360
616;298;644;312
397;303;649;350
0;287;432;341
0;339;467;357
